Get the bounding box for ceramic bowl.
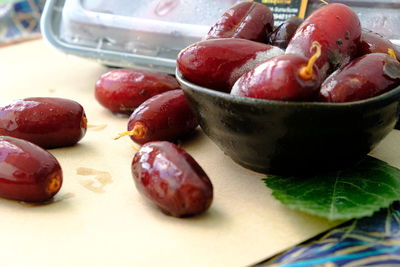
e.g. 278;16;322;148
176;70;400;175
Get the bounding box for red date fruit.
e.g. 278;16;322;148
286;3;361;79
319;53;400;102
0;97;87;148
132;141;213;217
359;29;400;59
115;90;197;145
204;1;274;43
177;38;284;92
232;42;322;101
95;68;180;114
0;136;62;202
268;16;304;49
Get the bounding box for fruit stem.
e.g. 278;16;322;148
113;123;147;140
299;41;322;81
319;0;329;5
81;116;88;129
388;48;397;60
131;144;140;151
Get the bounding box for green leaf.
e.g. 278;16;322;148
263;156;400;220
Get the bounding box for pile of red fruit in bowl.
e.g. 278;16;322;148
174;1;400;174
177;1;400;102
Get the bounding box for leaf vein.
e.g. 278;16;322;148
329;174;340;218
339;181;392;200
355;178;400;194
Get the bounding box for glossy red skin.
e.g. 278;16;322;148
231;54;321;101
0;136;62;202
359;29;400;59
177;38;283;92
95;68;180;114
127;90;198;145
0;97;87;148
204;2;274;43
319;53;400;102
268;16;304;49
286;3;361;79
132;141;213;217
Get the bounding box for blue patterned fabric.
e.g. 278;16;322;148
0;0;45;43
258;202;400;266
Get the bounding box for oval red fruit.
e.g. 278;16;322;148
268;16;304;49
95;68;180;114
358;29;400;59
205;1;274;43
0;97;87;148
0;136;62;202
286;3;361;79
124;90;197;145
132;141;213;217
231;53;321;101
320;53;400;102
177;38;284;92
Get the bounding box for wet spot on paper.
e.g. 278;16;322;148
76;167;113;193
87;123;108;131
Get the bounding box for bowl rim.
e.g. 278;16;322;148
175;69;400;108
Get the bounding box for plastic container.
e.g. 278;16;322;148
40;0;243;74
41;0;400;74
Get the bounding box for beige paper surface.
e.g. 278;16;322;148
1;39;397;267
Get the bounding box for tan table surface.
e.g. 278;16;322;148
1;39;398;267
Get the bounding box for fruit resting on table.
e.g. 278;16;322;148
131;141;213;217
0;97;87;148
0;136;63;203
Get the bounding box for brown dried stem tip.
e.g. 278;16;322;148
113;123;147;140
388;48;398;60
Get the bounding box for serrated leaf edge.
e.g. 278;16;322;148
264;179;397;220
262;163;400;221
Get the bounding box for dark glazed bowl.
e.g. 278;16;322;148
176;70;400;175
